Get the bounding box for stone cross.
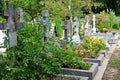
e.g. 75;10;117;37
62;19;72;40
92;15;96;33
62;20;69;40
84;15;92;36
0;3;24;47
40;10;50;41
73;16;79;35
72;16;80;44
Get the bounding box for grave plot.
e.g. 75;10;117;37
79;36;107;66
61;62;98;80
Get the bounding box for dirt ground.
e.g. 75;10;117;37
102;44;120;80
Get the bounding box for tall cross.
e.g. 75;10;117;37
92;15;96;33
62;20;72;41
40;10;50;41
0;3;24;47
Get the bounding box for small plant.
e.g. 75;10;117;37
55;45;91;70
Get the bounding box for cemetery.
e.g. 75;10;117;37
0;0;120;80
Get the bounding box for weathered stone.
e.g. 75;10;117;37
0;3;24;47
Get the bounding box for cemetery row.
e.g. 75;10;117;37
0;3;119;80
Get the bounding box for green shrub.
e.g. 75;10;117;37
0;23;61;80
0;23;91;80
97;10;118;31
81;36;106;57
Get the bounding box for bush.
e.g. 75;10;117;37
97;10;118;31
81;36;106;57
0;23;92;80
0;23;61;80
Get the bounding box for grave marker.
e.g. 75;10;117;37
84;15;92;36
92;15;96;33
72;16;80;44
0;3;24;47
40;10;50;41
62;19;72;40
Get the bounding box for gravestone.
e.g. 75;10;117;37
92;15;96;33
62;18;72;40
0;3;24;47
72;16;80;44
40;10;50;41
62;20;68;40
84;15;92;36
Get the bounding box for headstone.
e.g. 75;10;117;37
72;16;80;44
84;15;92;36
92;15;96;33
40;10;50;41
62;20;72;40
0;3;24;47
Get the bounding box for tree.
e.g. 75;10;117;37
4;0;43;21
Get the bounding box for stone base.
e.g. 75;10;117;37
56;74;89;80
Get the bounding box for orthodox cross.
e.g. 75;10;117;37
0;3;24;47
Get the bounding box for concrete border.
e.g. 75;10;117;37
93;40;119;80
60;63;98;80
108;39;118;44
56;74;89;80
83;54;104;66
99;50;108;57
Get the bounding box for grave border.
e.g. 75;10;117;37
60;63;98;80
83;54;104;66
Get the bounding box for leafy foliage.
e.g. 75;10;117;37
96;10;119;31
0;23;91;79
0;24;62;80
81;36;106;57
